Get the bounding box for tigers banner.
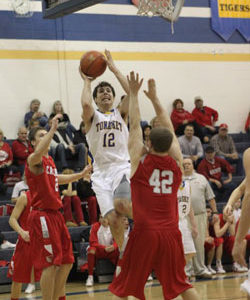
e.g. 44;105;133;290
210;0;250;41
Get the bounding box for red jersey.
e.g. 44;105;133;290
18;190;31;233
12;139;33;166
197;157;233;181
25;156;62;210
0;142;13;165
192;106;218;127
131;154;182;230
170;109;195;131
245;114;250;132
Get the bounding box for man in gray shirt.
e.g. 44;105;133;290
210;123;243;175
183;158;218;279
178;124;204;167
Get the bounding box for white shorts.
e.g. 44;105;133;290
91;163;131;216
179;218;196;255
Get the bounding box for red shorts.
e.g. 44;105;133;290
8;238;41;283
88;246;119;265
204;237;224;252
28;209;74;271
109;229;192;300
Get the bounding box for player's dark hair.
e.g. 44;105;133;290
149;127;173;153
28;126;44;142
92;81;116;99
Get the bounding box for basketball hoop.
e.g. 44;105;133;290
136;0;184;22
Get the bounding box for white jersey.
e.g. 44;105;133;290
86;108;130;171
178;180;191;220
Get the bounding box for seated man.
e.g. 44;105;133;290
24;99;48;128
85;216;119;287
178;124;204;167
213;207;247;272
12;127;33;175
210;123;243;176
205;206;225;274
197;146;236;202
48;117;86;172
192;96;218;142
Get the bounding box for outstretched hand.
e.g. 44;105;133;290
144;78;157;101
105;49;116;73
127;71;143;95
51;114;63;132
80;164;93;178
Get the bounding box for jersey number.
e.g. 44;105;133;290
103;133;115;147
149;169;173;194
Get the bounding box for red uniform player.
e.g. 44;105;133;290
109;72;200;300
25;114;91;300
8;191;41;300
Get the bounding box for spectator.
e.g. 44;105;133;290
0;128;14;180
214;207;247;272
205;206;225;274
178;124;204;167
60;169;88;227
183;158;217;279
24;99;48;128
210;123;243;176
192;96;218;143
11;175;29;203
245;112;250;134
85;216;119;287
233;199;242;223
48;117;86;172
197;146;236;202
150;116;161;128
49;100;76;139
170;98;203;141
12;127;33;175
77;171;99;225
142;124;151;148
73;121;88;149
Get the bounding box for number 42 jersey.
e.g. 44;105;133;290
86;109;130;171
131;153;182;231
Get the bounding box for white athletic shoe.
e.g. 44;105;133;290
207;265;216;275
0;241;16;249
241;279;250;295
86;275;94;287
25;283;36;294
233;262;248;273
147;274;153;281
216;261;226;274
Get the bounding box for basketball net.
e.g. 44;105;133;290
135;0;185;32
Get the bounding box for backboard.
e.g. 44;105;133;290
42;0;106;19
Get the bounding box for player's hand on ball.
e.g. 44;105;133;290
79;66;96;82
127;71;143;95
144;79;157;101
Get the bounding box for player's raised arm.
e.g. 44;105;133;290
27;114;61;168
79;68;95;133
144;79;183;167
58;165;92;185
127;71;144;177
105;50;129;119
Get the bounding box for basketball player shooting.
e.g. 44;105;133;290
25;114;92;300
79;50;132;250
109;72;200;300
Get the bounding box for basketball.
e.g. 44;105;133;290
80;51;107;78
